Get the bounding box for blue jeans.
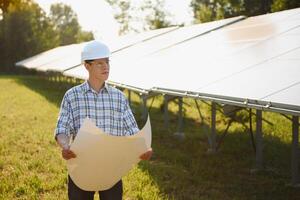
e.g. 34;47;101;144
68;176;123;200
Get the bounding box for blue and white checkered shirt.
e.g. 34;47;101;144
55;81;139;139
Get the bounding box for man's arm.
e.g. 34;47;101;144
54;93;76;160
122;98;139;135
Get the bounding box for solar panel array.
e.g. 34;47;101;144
16;8;300;116
64;16;244;86
15;43;86;71
108;8;300;115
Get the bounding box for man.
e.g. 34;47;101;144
55;40;153;200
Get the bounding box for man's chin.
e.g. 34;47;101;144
100;74;109;80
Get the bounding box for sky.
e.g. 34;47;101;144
35;0;193;41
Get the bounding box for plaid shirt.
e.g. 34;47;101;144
55;81;139;139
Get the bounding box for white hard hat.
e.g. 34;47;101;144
81;40;110;62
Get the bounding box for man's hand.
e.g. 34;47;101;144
139;148;153;160
62;147;76;160
56;134;76;160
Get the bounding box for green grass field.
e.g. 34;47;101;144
0;75;299;200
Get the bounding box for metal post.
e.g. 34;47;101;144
255;109;263;170
174;97;184;139
140;95;148;122
291;116;299;186
208;102;217;153
164;95;169;129
128;90;131;107
194;99;204;123
178;97;183;133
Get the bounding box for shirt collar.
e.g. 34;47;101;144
81;81;110;94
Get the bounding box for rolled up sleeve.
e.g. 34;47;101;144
54;93;74;139
122;98;139;136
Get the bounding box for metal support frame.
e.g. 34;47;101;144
76;78;81;84
195;99;215;146
174;97;184;139
255;109;263;171
141;94;148;122
58;75;62;82
128;90;132;106
291;116;299;186
164;95;170;129
216;119;233;151
216;107;256;153
163;95;185;135
207;102;217;153
151;88;300;117
148;96;156;113
139;93;159;122
249;108;256;153
194;99;204;123
178;97;184;133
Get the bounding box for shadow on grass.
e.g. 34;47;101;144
14;75;300;200
14;75;77;108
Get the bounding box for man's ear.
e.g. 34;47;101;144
84;62;89;70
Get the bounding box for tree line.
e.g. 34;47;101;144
0;0;93;72
106;0;300;33
190;0;300;23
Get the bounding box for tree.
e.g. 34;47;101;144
0;1;94;72
0;0;19;14
49;3;93;45
243;0;272;16
0;0;59;72
191;0;300;24
191;0;245;23
105;0;133;35
271;0;300;12
77;30;94;42
141;0;171;30
106;0;171;34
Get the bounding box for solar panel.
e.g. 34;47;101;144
199;59;300;100
15;43;86;70
106;8;300;115
275;47;300;60
64;16;244;91
110;16;244;63
111;9;300;94
195;24;300;106
262;83;300;109
16;27;178;72
15;46;68;69
63;63;152;94
107;26;178;52
36;45;83;72
17;8;300;114
63;64;88;80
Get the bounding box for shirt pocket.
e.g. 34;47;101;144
109;109;123;135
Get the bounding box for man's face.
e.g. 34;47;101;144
85;58;110;82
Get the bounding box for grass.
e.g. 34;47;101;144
0;75;299;200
